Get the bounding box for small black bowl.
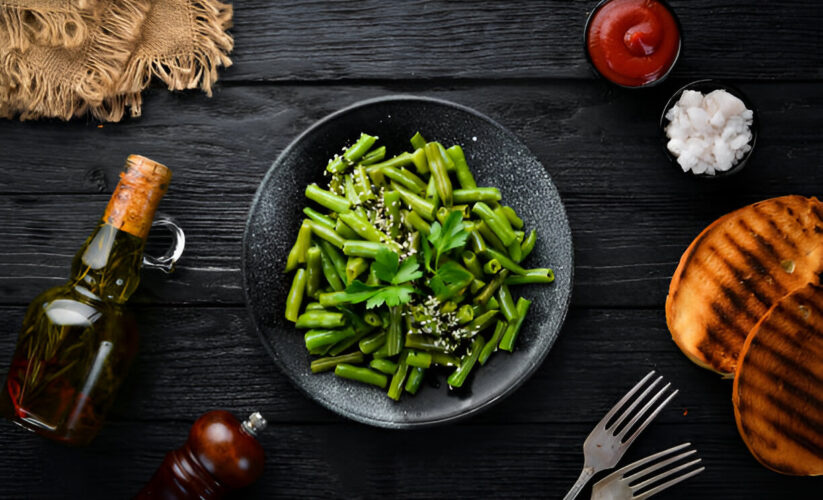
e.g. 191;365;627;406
659;79;758;179
583;0;682;89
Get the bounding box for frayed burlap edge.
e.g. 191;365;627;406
0;2;87;50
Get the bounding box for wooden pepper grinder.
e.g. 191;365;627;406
135;411;266;499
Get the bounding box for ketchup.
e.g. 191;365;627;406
586;0;681;87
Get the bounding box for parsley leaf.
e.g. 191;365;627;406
366;284;416;308
429;261;474;300
428;210;469;268
333;249;422;309
373;247;422;285
393;255;423;284
421;236;434;273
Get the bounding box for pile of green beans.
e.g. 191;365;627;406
284;132;554;401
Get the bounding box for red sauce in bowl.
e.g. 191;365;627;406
586;0;681;87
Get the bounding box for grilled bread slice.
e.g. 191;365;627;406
666;195;823;375
733;283;823;476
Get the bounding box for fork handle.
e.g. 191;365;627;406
562;467;595;500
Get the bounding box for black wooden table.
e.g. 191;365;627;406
0;1;821;498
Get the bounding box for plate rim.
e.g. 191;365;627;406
241;94;574;428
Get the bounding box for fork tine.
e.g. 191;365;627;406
634;465;705;500
620;443;693;478
629;456;701;490
601;371;657;428
618;386;678;443
608;376;662;432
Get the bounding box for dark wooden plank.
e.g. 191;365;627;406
1;418;817;499
0;306;757;426
220;1;823;82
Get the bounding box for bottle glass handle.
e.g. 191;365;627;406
142;215;185;273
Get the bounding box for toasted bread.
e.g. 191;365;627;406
666;195;823;375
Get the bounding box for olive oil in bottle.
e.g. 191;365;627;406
0;155;174;445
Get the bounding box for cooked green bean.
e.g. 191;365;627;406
305;247;323;298
381;166;427;193
499;297;532;351
508;239;523;263
474;270;510;305
392;181;436;220
319;240;348;285
446;145;477;189
364;311;382;327
370;358;398;375
354;165;376;202
493;206;517;235
520;229;537;259
447;336;486;388
311;352;364;373
405;367;426;395
472;202;516;246
366;265;380;286
410;132;427;150
328;327;372;356
407;231;421;254
305;183;350;213
338;211;387;244
402;209;431;235
475;220;507;252
359;331;386;354
346;256;369;282
285;268;307;322
308;220;346;248
453;187;501;204
366;151;414;172
497;284;518;322
285;220;312;272
470;279;486;295
483;248;530;275
457;304;474;324
305;302;325;311
303;207;335;230
383;190;402;239
514;230;525;243
295;310;346;329
327;133;378;174
465;309;498;335
305;327;355;354
486;296;500;310
335;364;387;388
504;268;555;285
342;240;391;259
360;145;386;166
483;259;502;275
387;358;409;400
405;334;448;353
469;227;488;253
405;350;432;368
317;243;344;291
344;176;360;206
462;251;484;278
425;174;439;207
386;306;403;356
425;142;453;207
501;205;524;229
411;147;428;174
334;218;359;240
430;352;459;367
479;320;507;365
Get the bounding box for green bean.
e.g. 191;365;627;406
366;164;386;185
354;165;376;202
402;209;431;235
406;350;432;368
483;259;502;275
504;268;555;285
447;336;486;388
303;207;335;230
383;190;402;240
372;343;390;358
431;352;459;367
285;220;313;272
469;227;487;253
501;205;524;229
364;311;382;327
318;243;344;291
499;297;531;351
392;181;436;221
407;231;421;255
387;358;409;400
483;248;529;275
295;310;346;329
405;334;448;353
462;250;484;278
508;239;523;263
346;257;369;282
444;145;475;189
493;205;517;241
305;302;325;311
410;132;427;150
425;174;439;207
327;327;372;356
514;230;525;243
344;175;360;206
319;240;348;285
475;220;507;252
386;306;403;356
359;145;386;166
497;284;518;322
334;218;359;240
465;309;498;335
311;352;364;373
474;270;510;305
366;266;380;286
440;300;458;314
370;358;398;375
479;320;507;365
338;210;389;245
405;367;426;395
285;268;307;322
411;147;428;174
342;240;391;259
365;152;414;172
520;229;537;260
456;304;474;324
472;202;516;246
359;331;386;354
305;327;355;354
381;166;427;193
335;364;387;388
425;142;453;207
308;220;346;248
305;247;323;298
305;183;351;213
486;295;500;311
470;279;486;295
327;133;378;174
453;187;501;204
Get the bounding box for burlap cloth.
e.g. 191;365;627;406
0;0;233;121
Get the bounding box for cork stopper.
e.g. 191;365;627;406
103;155;172;240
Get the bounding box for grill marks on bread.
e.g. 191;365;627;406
733;284;823;476
666;196;823;375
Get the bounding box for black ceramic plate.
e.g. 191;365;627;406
243;96;573;428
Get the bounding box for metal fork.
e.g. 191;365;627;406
562;371;678;500
591;443;705;499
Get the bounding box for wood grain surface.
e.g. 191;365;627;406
0;0;821;498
